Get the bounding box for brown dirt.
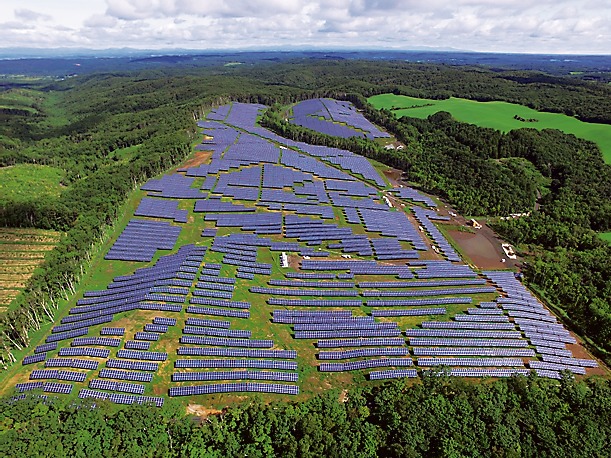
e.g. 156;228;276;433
186;404;223;418
383;168;402;187
288;254;301;271
566;339;609;377
180;150;213;170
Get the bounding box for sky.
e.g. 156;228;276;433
0;0;609;54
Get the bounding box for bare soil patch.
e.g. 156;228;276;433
186;404;223;418
446;223;519;270
180;150;213;170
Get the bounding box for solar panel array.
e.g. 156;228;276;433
18;100;597;403
135;197;188;223
105;220;181;262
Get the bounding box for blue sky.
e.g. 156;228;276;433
1;0;609;54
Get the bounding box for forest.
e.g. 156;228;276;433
0;59;609;453
1;373;609;457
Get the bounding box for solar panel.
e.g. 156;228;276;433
99;369;153;382
319;358;413;372
174;359;297;370
172;371;299;382
369;369;418;380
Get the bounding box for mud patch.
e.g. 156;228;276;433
447;228;511;270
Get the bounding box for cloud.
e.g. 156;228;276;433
0;0;609;53
14;8;52;22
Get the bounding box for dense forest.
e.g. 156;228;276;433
1;373;609;457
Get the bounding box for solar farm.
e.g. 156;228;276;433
7;99;600;407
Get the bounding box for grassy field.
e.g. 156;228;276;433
0;164;65;202
600;232;611;243
0;228;61;308
368;94;611;164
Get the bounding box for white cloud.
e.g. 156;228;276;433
14;8;52;22
0;0;608;53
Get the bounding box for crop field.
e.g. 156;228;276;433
0;228;61;307
368;94;611;164
0;164;65;202
1;100;602;409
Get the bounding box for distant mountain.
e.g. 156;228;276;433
0;49;609;78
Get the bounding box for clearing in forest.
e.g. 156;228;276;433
0;164;65;202
2;100;605;409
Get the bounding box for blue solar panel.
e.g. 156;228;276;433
168;382;299;396
175;359;297;370
320;358;413;372
369;369;418;380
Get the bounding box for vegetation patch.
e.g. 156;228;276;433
0;164;65;203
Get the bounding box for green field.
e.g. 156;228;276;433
369;94;611;164
600;232;611;243
0;164;65;202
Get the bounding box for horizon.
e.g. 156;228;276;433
1;47;610;59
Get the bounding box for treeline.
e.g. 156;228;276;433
1;374;609;457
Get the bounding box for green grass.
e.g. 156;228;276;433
0;164;65;203
369;94;611;164
599;232;611;243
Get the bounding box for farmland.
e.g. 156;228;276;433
1;100;603;410
368;93;611;164
0;228;61;308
